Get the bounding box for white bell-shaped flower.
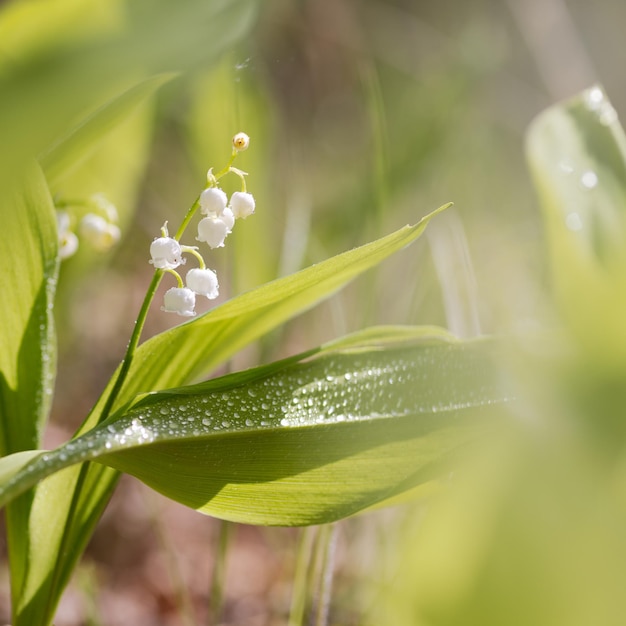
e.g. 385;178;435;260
220;206;235;231
150;236;184;269
186;268;219;300
197;215;231;249
229;191;255;219
80;213;121;251
59;231;79;259
199;187;228;216
56;211;78;259
161;287;196;316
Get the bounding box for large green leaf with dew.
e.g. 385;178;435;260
0;328;510;525
526;85;626;370
0;163;59;620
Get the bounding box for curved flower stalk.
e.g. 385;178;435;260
148;132;256;318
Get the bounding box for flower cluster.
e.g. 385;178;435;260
56;194;120;259
150;132;256;317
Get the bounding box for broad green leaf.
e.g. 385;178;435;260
40;73;174;186
0;163;58;621
0;163;58;453
526;85;626;370
0;329;509;526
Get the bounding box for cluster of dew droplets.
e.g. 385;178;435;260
61;345;511;455
0;344;512;500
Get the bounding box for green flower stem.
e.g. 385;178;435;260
163;268;184;288
96;268;164;424
181;245;206;269
175;198;201;240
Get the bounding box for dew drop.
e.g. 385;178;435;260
580;170;598;189
566;212;583;231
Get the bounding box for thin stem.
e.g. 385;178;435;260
209;520;232;625
95;269;164;423
288;527;317;626
314;524;338;626
211;149;238;181
145;490;196;626
182;245;206;269
175;198;201;240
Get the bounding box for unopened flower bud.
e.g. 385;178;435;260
161;287;196;316
186;268;219;299
232;132;250;151
150;236;184;269
197;215;231;249
80;213;121;251
229;191;255;219
199;187;228;216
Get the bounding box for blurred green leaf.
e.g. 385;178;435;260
0;0;258;190
0;328;509;526
40;73;175;186
527;85;626;370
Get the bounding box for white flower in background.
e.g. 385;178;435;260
232;132;250;151
199;187;228;216
229;191;255;219
80;213;121;251
89;193;118;223
149;236;184;269
197;215;232;249
161;287;196;316
56;211;78;259
186;267;219;299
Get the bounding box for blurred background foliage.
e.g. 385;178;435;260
3;0;626;623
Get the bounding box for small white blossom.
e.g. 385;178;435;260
57;211;78;259
232;132;250;151
199;187;228;216
161;287;196;316
80;213;121;251
220;206;235;231
229;191;255;219
186;268;219;299
59;231;79;259
89;193;118;223
197;215;231;249
150;236;184;269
